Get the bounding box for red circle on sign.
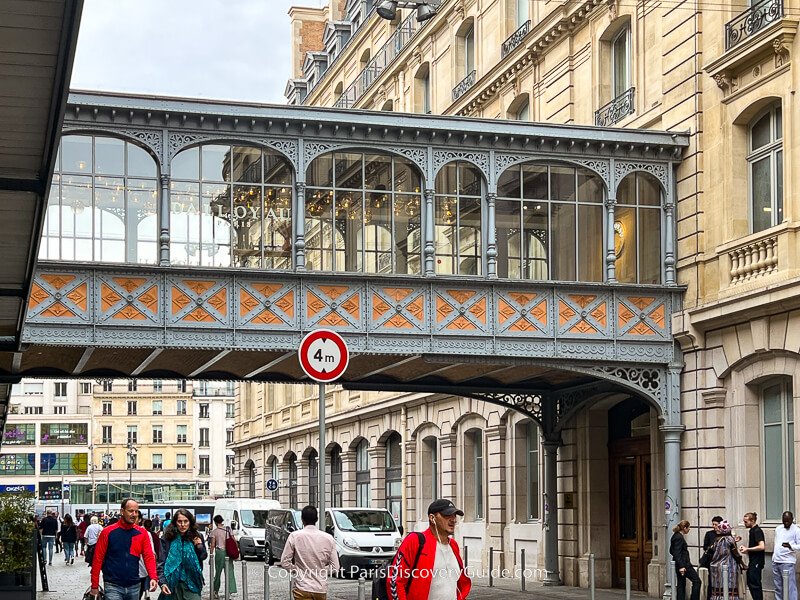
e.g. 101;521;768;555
298;329;349;383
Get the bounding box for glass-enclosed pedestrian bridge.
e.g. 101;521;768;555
16;92;687;422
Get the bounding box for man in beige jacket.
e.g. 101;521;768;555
281;506;340;600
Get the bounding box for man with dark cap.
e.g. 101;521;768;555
387;499;471;600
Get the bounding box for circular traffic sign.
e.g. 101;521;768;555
298;329;349;383
266;479;279;492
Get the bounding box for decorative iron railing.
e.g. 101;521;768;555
334;12;426;109
725;0;784;50
452;70;477;102
502;20;532;57
728;233;778;284
595;87;635;127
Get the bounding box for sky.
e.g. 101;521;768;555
71;0;321;105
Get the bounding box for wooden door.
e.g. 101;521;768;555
610;437;653;592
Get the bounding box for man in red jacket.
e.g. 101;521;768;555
388;499;471;600
90;499;158;600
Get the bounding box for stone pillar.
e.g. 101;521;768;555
368;446;386;508
661;424;684;600
486;191;497;278
605;193;617;283
341;451;356;506
295;181;306;271
404;440;417;530
664;172;676;284
423;188;435;275
159;173;170;266
485;425;506;568
439;433;458;502
543;438;562;585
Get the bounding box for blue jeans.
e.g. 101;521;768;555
64;541;76;561
773;563;798;600
42;536;55;563
104;582;141;600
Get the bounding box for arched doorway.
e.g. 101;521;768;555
608;398;653;591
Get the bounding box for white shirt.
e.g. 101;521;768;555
428;541;460;600
774;524;800;564
86;523;103;545
279;525;339;594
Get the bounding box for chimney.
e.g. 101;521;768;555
288;5;329;80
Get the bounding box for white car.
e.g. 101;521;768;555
213;498;281;559
323;507;402;576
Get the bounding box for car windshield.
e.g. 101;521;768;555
332;510;396;532
241;510;269;528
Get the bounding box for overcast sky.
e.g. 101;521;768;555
71;0;321;105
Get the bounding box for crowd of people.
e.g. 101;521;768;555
671;511;800;600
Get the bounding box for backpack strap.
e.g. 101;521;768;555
405;532;426;593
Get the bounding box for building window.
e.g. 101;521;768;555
42;135;158;263
40;452;89;475
526;421;540;520
24;382;43;395
414;63;431;114
176;454;187;470
305;152;423;274
287;454;298;508
127;425;138;445
199;403;209;419
516;0;529;27
763;378;795;520
308;450;318;507
461;24;475;77
152;453;163;470
616;172;663;284
80;382;91;394
199;455;210;476
464;429;484;520
434;161;482;275
199;428;210;448
101;380;113;392
152;399;162;415
420;436;438;509
267;457;278;500
54;382;67;397
102;401;112;415
176;425;188;444
749;104;783;233
102;425;113;444
41;423;88;445
226;429;234;445
127;400;137;415
54;406;67;415
0;453;36;475
2;423;36;445
152;379;162;392
330;446;343;506
177;380;187;393
128;381;137;392
355;439;371;507
152;425;163;444
612;26;630;99
385;433;402;522
127;452;137;470
177;399;187;415
227;455;237;477
226;403;235;419
24;407;43;415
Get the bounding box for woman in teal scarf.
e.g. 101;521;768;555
157;509;208;600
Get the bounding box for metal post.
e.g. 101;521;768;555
319;383;326;520
521;548;526;592
358;576;366;600
464;545;469;571
263;562;270;600
208;556;214;600
723;564;729;600
670;561;677;600
625;556;631;600
783;568;790;600
241;559;248;600
489;547;494;587
589;553;596;600
224;557;230;600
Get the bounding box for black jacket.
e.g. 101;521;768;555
60;524;78;543
156;534;208;586
670;532;692;570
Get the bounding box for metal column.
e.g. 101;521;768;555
543;437;561;586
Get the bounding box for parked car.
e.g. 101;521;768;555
213;498;280;559
263;508;302;564
323;507;401;575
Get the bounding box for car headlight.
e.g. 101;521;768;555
394;537;402;549
342;536;359;550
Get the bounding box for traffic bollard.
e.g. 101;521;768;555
209;556;214;600
671;561;677;600
489;547;494;587
723;565;729;600
625;557;631;600
263;562;270;600
241;559;248;600
223;557;230;600
784;568;790;599
589;553;596;600
357;576;366;600
521;548;526;592
464;545;469;571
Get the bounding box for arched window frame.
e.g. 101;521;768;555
615;171;663;284
384;432;402;521
414;62;432;114
287;453;298;508
355;439;371;507
463;428;484;520
748;103;783;233
434;161;484;276
761;377;795;520
308;449;319;507
330;445;343;506
611;26;631;100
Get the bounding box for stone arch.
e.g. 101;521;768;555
377;428;401;445
732;94;782;126
301;446;318;460
450;411;487;435
411;421;441;440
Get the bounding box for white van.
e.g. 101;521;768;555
213;498;280;559
323;507;401;575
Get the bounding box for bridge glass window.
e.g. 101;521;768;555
305;152;422;274
496;163;604;281
170;145;293;269
43;135;158;264
434;161;483;275
615;172;662;284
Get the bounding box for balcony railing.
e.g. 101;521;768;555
725;0;784;50
502;20;531;57
728;233;778;284
452;70;477;102
334;12;426;109
595;87;635;127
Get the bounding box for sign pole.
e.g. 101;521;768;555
318;383;326;522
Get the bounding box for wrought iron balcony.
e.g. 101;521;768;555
595;87;635;127
502;20;531;58
725;0;784;50
452;70;477;102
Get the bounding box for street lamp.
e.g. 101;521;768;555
126;442;138;499
102;452;113;514
376;0;439;22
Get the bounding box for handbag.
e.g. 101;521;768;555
82;586;104;600
225;527;240;560
699;547;712;569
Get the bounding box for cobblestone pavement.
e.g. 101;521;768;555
38;554;650;600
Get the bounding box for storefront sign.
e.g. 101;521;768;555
0;484;35;493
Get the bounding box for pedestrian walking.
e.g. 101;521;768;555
709;520;745;600
90;499;158;600
79;513;91;556
60;514;79;565
208;515;237;599
139;518;161;600
157;508;207;600
773;511;800;600
39;510;59;566
671;520;701;600
85;516;103;567
387;499;471;600
280;505;340;600
740;512;765;600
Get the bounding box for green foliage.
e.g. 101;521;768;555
0;492;35;574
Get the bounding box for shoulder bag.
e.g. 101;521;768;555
224;527;240;560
